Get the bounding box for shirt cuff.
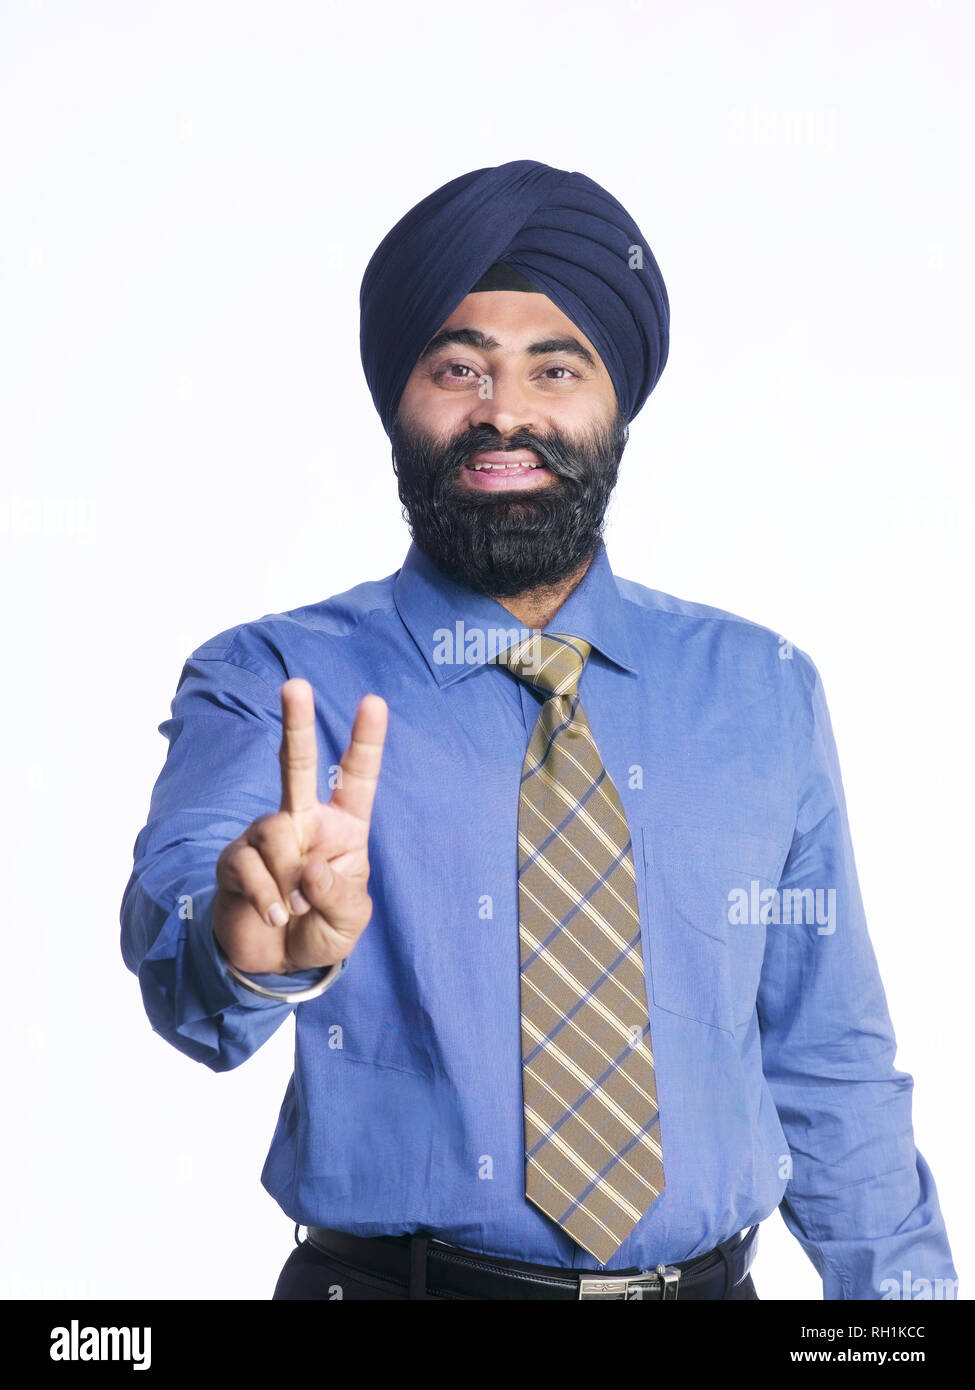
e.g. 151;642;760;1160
210;925;336;996
188;882;336;1007
233;955;333;993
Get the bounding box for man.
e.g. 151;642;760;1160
121;159;956;1301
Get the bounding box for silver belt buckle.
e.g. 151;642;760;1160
578;1263;681;1300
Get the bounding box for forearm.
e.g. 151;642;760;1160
758;653;957;1299
121;856;315;1072
121;649;338;1068
763;993;956;1299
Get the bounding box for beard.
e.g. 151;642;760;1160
388;405;629;599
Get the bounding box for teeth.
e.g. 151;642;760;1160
471;461;542;470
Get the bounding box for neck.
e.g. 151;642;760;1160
493;555;594;630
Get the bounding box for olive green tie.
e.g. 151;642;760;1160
498;631;665;1265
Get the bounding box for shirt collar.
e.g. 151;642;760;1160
392;537;639;688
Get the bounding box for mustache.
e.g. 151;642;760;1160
415;426;591;486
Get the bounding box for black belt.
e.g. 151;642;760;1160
304;1223;759;1300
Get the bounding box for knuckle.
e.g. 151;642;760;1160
217;833;245;865
233;849;265;896
248;815;286;854
217;839;250;889
246;815;270;845
281;746;315;770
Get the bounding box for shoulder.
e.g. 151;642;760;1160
187;571;399;685
613;571;819;691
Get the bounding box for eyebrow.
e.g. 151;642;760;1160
417;327;597;370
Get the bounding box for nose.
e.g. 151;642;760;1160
467;373;539;439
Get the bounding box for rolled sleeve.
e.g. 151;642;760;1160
120;643;327;1071
757;652;957;1299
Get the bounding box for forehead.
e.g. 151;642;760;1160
434;290;604;361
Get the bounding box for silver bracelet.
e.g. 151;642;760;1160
215;938;348;1003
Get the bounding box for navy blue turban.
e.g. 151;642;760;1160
359;159;669;438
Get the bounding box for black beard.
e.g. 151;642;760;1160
389;406;629;599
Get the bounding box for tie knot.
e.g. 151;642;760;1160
497;632;592;699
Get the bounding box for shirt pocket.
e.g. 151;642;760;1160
640;824;787;1032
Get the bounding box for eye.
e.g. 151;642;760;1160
431;361;481;385
534;364;583;385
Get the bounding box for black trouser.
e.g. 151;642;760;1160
273;1235;761;1300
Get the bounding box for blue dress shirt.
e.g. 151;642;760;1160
120;539;957;1298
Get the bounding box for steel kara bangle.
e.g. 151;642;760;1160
215;938;349;1003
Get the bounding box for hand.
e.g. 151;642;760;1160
213;679;388;975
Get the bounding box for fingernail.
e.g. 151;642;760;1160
268;901;288;927
290;889;311;915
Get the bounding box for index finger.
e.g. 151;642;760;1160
328;693;388;823
279;678;319;815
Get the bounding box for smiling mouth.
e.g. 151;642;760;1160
458;449;556;491
467;459;545;472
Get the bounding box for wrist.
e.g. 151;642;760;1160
214;936;349;1003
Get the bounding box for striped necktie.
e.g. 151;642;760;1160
497;631;665;1265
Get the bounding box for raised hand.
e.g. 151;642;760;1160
213;678;388;975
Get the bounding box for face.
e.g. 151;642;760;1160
391;290;628;598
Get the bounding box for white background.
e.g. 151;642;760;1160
1;0;970;1301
